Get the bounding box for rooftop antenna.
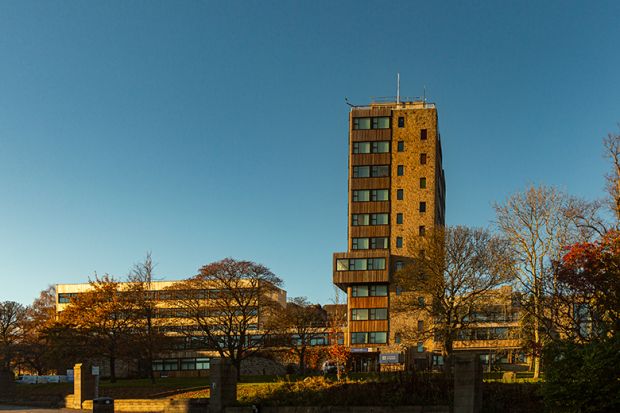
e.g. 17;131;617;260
396;73;400;104
423;85;427;102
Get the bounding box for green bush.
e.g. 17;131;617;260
543;336;620;413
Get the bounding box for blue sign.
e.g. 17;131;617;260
379;353;403;364
350;348;369;353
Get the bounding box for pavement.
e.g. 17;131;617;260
0;406;88;412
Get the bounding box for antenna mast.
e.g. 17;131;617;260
396;73;400;104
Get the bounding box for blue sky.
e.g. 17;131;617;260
1;1;618;306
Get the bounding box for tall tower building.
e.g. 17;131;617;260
332;98;446;369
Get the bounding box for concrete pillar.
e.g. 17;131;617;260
0;369;15;397
453;352;482;413
210;358;237;413
73;363;95;409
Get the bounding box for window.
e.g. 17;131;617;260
369;284;388;296
370;308;388;320
353;117;371;130
196;358;210;370
420;129;427;140
395;260;404;270
398;117;404;128
353;190;370;202
369;332;387;344
351;238;369;250
163;359;179;371
418;320;424;332
419;202;427;212
336;258;386;271
351;214;370;226
396;213;403;224
353;166;370;178
152;360;164;371
397;141;404;152
395;285;402;295
420;177;426;188
373;141;390;153
397;165;404;176
418;296;426;307
420;153;427;164
58;293;78;304
351;285;369;297
396;237;403;248
353;142;370;154
372;117;390;129
371;237;388;249
181;358;196;370
417;342;424;352
351;332;367;344
372;189;389;201
351;309;369;321
371;213;389;225
397;189;404;200
419;226;426;236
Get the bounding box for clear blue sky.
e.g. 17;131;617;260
1;1;618;306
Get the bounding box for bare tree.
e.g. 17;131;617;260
494;185;586;378
0;301;27;371
275;297;327;374
392;226;514;361
604;128;620;225
169;258;284;379
127;252;168;383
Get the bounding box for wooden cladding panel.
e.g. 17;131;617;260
350;178;390;191
333;270;389;284
351;153;391;166
351;108;391;117
351;129;392;142
349;320;388;332
349;226;390;238
350;201;390;214
349;296;389;308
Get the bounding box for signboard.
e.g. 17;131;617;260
379;353;404;364
350;348;369;353
91;366;100;376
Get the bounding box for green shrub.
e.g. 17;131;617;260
543;336;620;413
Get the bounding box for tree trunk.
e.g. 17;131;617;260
110;355;116;383
299;347;306;374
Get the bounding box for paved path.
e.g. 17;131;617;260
0;406;87;412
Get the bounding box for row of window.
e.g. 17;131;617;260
352;237;388;250
152;357;210;372
351;331;387;344
352;141;429;166
353;165;389;178
336;258;386;271
353;117;390;130
456;327;515;341
352;213;388;226
351;308;388;321
352;189;389;202
351;284;388;297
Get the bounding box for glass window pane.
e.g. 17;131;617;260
375;142;390;153
353;285;368;297
353;166;370;178
336;259;349;271
352;238;369;250
355;118;370;129
376;117;390;129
